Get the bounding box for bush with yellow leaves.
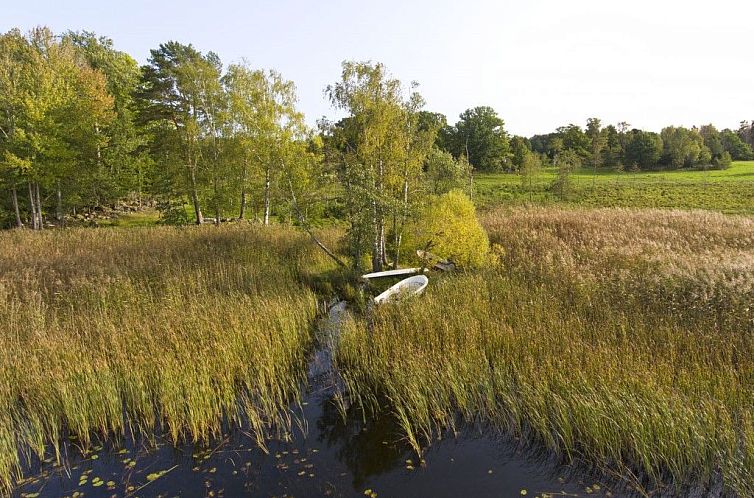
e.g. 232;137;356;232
401;190;489;269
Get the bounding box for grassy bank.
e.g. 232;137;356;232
336;207;754;495
0;224;336;493
474;160;754;214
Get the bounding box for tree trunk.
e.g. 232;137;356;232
137;162;144;208
371;198;381;272
263;166;270;226
379;219;387;266
56;180;63;223
239;160;248;220
372;158;385;272
393;178;409;268
213;176;220;226
392;214;400;269
28;182;37;230
35;182;43;229
95;123;102;168
11;186;22;228
189;165;203;225
239;190;247;220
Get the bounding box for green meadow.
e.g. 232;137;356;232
474;160;754;213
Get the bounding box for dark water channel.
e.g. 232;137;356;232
14;302;624;498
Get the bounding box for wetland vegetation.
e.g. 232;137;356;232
336;207;754;496
0;225;337;494
3;207;753;496
2;22;754;498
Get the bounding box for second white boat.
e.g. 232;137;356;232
373;275;429;304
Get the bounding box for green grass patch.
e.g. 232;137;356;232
97;209;161;228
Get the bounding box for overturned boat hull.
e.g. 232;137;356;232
362;267;428;279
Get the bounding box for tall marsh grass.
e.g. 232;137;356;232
336;207;754;495
0;224;332;494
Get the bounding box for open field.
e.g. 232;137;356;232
474;160;754;214
0;224;338;494
336;207;754;495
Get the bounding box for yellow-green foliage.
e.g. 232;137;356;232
402;190;489;268
0;224;337;494
337;207;754;495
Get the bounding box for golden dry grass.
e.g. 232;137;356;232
0;224;333;494
336;207;754;495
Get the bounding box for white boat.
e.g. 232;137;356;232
374;275;429;304
361;267;427;280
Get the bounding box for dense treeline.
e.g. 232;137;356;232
0;28;146;229
0;27;321;230
1;27;752;234
0;27;479;275
527;120;754;172
435;111;754;174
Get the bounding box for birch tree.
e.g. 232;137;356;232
224;64;304;225
66;31;149;207
0;28;114;228
325;61;437;271
0;29;29;228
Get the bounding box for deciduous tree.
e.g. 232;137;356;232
324;61;436;271
625;130;663;170
444;106;510;172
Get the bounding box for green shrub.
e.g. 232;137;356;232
157;200;190;225
713;151;733;170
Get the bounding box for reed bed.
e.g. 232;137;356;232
336;207;754;495
0;224;332;494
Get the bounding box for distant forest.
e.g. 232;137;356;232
1;27;753;229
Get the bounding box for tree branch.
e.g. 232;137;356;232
286;177;348;269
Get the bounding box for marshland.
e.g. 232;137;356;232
338;207;754;496
3;206;754;497
3;9;754;497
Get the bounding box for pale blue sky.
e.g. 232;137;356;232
3;0;752;136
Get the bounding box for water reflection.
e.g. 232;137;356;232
314;395;409;488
